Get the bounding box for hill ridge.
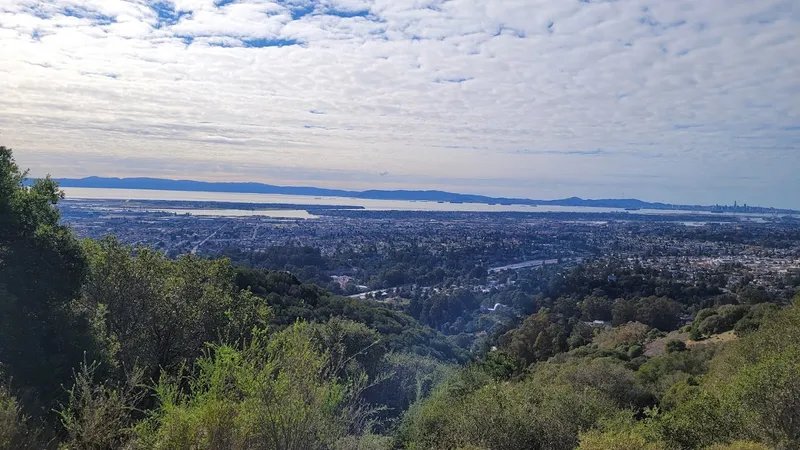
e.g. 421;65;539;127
53;176;798;214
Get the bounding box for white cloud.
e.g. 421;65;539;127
0;0;798;207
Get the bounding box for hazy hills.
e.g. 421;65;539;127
54;176;797;213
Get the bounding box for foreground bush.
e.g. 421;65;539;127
0;386;37;449
399;366;618;450
130;324;377;450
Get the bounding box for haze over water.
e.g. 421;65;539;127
62;187;785;218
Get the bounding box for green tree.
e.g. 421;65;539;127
611;298;637;326
665;339;687;353
580;295;613;321
635;297;682;331
0;146;103;414
80;237;271;379
500;311;568;366
480;351;518;380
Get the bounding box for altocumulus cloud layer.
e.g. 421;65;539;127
0;0;798;206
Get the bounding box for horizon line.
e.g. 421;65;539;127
49;175;799;213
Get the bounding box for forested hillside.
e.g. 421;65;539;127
399;296;800;449
1;145;798;449
1;146;457;449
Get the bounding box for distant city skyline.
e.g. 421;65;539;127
1;0;798;208
54;176;799;213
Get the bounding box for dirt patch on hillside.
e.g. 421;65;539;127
644;332;689;357
645;330;738;357
686;330;738;347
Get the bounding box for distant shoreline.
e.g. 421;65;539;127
51;176;800;215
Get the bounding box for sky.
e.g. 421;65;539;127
0;0;798;208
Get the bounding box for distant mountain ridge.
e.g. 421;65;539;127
53;176;798;214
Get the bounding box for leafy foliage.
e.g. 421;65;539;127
81;237;271;379
399;366;618;450
235;267;469;363
1;145;798;449
57;362;145;450
0;386;37;450
0;146;104;415
131;324;378;450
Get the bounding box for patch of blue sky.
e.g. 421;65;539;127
288;5;314;19
63;6;116;24
494;24;525;38
22;5;53;19
177;35;194;45
150;2;191;28
242;37;299;48
325;9;370;18
271;0;316;19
